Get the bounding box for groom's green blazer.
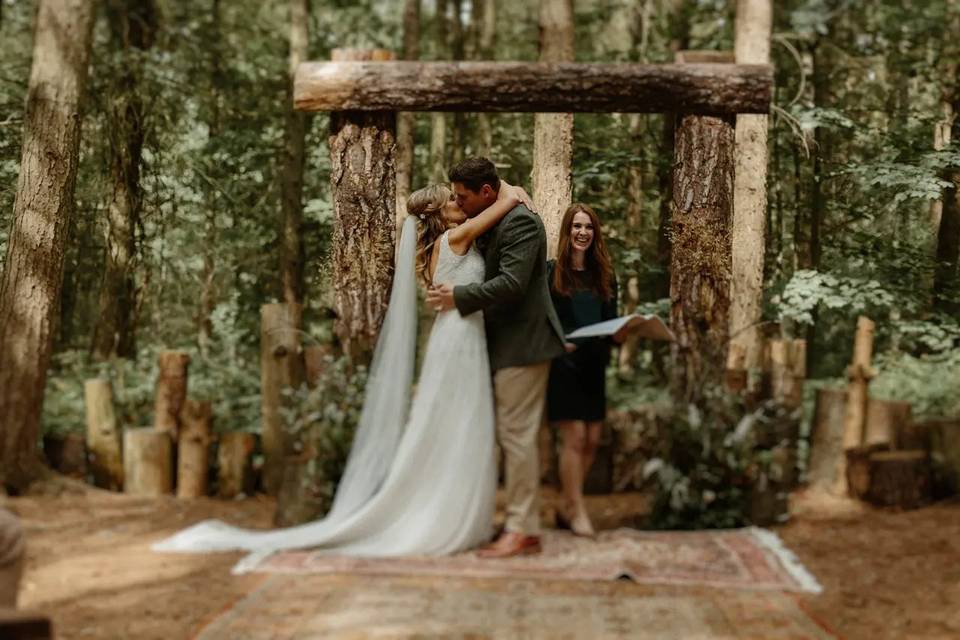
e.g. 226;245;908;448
453;204;566;371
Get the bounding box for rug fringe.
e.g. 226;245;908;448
749;527;823;594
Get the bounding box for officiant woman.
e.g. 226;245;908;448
546;202;622;538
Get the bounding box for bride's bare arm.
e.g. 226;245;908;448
447;182;533;254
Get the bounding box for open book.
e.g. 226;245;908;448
565;314;675;342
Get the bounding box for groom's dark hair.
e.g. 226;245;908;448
448;157;500;193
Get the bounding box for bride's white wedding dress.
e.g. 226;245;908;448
153;226;496;570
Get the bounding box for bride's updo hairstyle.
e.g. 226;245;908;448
407;184;452;288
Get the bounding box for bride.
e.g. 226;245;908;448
153;181;531;569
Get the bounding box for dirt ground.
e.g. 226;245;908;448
4;487;960;639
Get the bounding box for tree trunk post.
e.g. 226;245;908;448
328;48;398;363
84;379;125;491
154;351;190;439
730;0;772;393
260;302;304;495
668;51;736;402
177;399;213;499
395;0;420;227
533;0;575;260
0;0;97;492
123;427;173;496
217;431;255;498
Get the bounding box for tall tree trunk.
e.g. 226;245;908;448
449;0;466;165
933;4;960;312
729;0;771;385
429;0;448;184
533;0;574;260
280;0;309;304
669;115;736;402
0;0;97;492
654;1;692;300
475;0;496;157
197;0;223;357
395;0;420;223
92;0;157;360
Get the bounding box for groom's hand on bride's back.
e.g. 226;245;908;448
426;284;456;312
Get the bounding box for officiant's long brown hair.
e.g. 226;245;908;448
553;203;614;301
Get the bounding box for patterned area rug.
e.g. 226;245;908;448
196;574;836;639
241;527;821;594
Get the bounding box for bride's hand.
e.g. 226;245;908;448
497;181;536;212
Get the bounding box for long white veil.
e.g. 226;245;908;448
153;215;419;556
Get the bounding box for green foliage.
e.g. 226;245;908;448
279;355;368;514
644;389;799;530
776;269;896;328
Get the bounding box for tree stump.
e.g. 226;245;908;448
768;338;806;409
863;398;912;449
123;428;173;495
328;48;397;363
845;447;872;500
807;387;848;495
866;450;930;509
177;400;212;499
154;351;190;439
84;379;124;490
217;431;255;498
42;432;87;479
260;303;304;495
303;344;335;389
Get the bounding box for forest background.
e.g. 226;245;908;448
0;0;958;509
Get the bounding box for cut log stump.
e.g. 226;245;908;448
217;431;255;498
42;432;87;479
866;450;930;509
864;398;912;449
0;608;52;640
845;447;873;500
177;400;213;499
807;388;847;495
123;428;173;496
154;351;190;439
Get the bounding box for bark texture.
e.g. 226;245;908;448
328;49;397;362
294;62;773;114
176;399;212;498
123;428;173;495
153;350;190;438
84;379;124;491
729;0;771;385
260;303;304;495
669;114;736;401
533;0;574;260
0;0;97;491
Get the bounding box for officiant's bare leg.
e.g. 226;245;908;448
556;420;602;537
479;363;550;558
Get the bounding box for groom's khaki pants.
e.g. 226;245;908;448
494;362;550;536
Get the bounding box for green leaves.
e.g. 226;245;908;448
777;269;896;327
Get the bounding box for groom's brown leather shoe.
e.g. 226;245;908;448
477;532;541;559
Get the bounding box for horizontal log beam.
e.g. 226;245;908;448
294;61;772;114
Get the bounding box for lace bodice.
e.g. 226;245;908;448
433;231;485;287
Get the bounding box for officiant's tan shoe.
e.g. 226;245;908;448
477;532;541;559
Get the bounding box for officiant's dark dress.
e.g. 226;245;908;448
546;261;618;422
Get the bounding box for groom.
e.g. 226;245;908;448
427;157;565;558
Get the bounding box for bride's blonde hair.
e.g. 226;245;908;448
407;184;452;287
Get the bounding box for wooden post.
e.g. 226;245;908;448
123;427;173;495
176;399;212;499
84;379;124;490
328;48;397;363
260;302;303;495
842;316;876;450
217;431;255;498
302;343;335;389
154;351;190;438
768;338;806;408
669;52;736;402
807;387;848;495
